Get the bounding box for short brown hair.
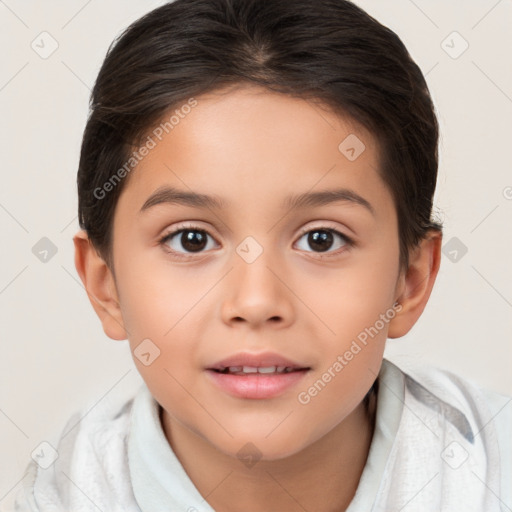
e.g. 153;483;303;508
77;0;442;269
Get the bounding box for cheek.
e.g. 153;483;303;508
114;256;216;385
307;255;399;339
115;250;210;336
296;246;398;403
118;266;212;411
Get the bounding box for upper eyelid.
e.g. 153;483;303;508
295;223;348;238
161;223;217;241
162;221;349;238
161;223;352;248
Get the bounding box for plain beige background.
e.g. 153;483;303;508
1;0;511;508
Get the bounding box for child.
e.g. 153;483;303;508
14;0;511;510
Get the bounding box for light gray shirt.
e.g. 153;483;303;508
13;359;512;511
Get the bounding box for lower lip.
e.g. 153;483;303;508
205;369;309;399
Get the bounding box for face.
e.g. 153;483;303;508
109;84;403;460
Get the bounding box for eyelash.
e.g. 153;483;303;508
158;223;354;261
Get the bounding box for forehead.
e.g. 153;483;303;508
116;84;392;221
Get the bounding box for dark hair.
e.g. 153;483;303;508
77;0;442;270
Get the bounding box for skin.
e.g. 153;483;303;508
74;83;441;512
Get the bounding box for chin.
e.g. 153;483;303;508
214;430;313;464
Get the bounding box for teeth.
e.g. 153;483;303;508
220;366;297;374
256;366;276;373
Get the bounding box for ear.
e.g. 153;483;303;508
73;230;127;341
388;230;442;338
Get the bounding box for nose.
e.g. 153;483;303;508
220;246;295;330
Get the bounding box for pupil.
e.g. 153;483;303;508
182;230;207;252
308;230;333;252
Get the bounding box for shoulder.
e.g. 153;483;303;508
380;359;511;510
394;359;511;435
13;386;143;512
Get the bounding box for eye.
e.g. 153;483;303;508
159;226;217;257
158;224;353;260
294;227;352;255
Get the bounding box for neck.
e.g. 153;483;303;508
161;392;377;512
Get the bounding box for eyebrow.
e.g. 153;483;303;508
284;188;375;216
140;186;225;212
139;185;375;216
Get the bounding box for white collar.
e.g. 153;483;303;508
128;359;406;511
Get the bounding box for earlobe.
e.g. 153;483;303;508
387;230;442;338
73;230;128;341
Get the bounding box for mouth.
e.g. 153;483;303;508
210;365;309;376
207;351;310;373
205;352;311;399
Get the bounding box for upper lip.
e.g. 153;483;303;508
207;352;310;370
